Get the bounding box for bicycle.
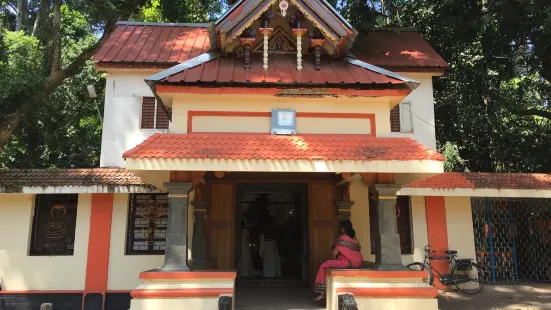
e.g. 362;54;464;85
406;245;484;294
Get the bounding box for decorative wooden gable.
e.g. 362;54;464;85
213;0;358;56
253;28;296;53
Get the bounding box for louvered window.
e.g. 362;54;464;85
390;101;413;133
390;105;401;132
140;97;171;130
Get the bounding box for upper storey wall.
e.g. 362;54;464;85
100;71;160;168
99;70;437;168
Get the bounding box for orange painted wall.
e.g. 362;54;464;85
425;196;449;288
85;194;114;296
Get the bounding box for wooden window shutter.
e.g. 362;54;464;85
390;105;401;132
141;97;156;129
156;103;170;130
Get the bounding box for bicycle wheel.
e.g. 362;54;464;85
406;262;434;286
451;262;484;294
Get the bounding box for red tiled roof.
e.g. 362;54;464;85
160;54;405;85
93;23;210;64
93;23;446;69
352;29;448;69
0;168;159;193
123;133;444;161
404;172;551;190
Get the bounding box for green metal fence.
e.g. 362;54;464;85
472;197;551;283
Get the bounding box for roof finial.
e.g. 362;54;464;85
279;1;289;17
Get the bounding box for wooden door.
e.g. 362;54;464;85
308;182;337;283
210;183;235;269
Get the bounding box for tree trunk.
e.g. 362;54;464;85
15;0;25;31
32;0;51;38
51;0;62;73
515;108;551;121
0;106;26;147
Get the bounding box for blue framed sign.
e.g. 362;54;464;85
271;109;296;135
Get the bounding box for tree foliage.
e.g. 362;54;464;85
0;5;104;167
0;0;146;167
384;0;551;172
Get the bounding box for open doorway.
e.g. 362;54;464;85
235;183;308;287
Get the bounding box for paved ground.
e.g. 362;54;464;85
438;284;551;310
235;284;551;310
235;288;323;310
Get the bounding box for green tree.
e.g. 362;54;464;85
384;0;551;172
0;0;146;150
135;0;227;23
0;5;105;168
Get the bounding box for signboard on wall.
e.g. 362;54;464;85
271;109;296;135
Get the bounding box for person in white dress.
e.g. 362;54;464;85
259;224;281;278
239;219;253;278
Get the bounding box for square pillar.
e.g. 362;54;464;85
190;200;209;269
160;182;193;271
336;200;354;224
373;184;405;270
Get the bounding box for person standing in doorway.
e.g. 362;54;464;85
239;219;253;278
259;221;282;278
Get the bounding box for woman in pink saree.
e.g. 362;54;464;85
314;220;363;300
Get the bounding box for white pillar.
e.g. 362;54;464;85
293;28;305;71
263;32;269;70
297;35;303;71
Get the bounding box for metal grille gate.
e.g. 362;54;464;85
472;197;551;283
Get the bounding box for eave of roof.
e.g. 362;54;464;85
398;172;551;198
0;168;160;194
123;133;444;161
122;133;444;175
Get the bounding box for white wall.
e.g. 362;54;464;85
107;193;194;290
0;194;90;290
404;196;429;264
107;193;164;290
100;71;169;168
390;73;437;150
445;196;476;260
98;69;438;167
349;180;373;261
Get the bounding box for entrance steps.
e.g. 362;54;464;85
235;287;323;310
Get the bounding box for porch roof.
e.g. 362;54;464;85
398;172;551;198
123;133;444;173
0;168;159;194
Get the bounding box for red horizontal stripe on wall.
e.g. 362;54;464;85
139;271;237;280
0;290;84;294
326;270;429;279
336;287;438;298
131;288;233;299
157;85;409;97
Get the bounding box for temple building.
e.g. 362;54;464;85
1;1;550;310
